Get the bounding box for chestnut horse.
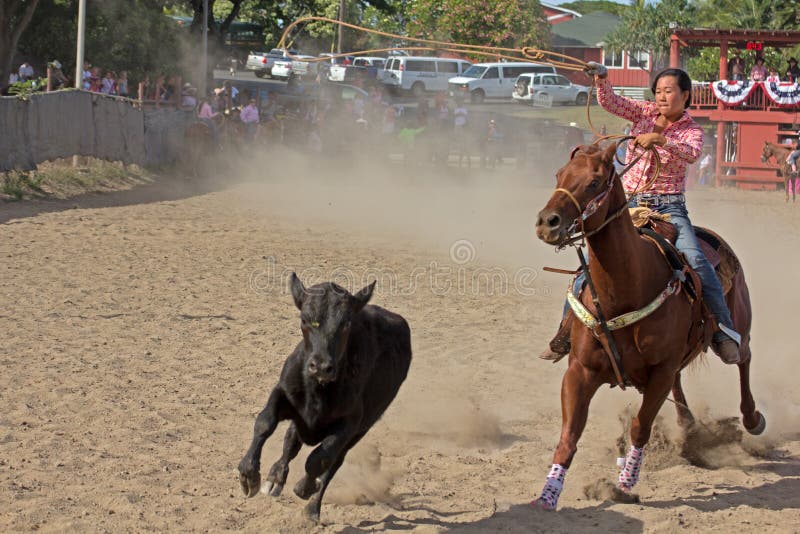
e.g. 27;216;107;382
532;143;765;510
761;141;799;202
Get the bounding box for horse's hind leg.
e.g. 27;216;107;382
737;345;766;435
671;371;694;430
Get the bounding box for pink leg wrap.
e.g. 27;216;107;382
532;463;568;510
618;445;644;491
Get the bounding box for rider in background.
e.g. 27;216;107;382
542;63;741;365
197;95;221;147
786;131;800;176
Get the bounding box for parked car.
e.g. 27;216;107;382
448;62;556;104
381;56;472;96
513;72;590;106
270;55;319;81
245;48;298;78
328;57;386;83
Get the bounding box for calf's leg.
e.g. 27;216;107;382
263;422;302;496
238;388;289;497
304;431;368;523
294;421;359;500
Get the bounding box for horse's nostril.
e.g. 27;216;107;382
547;214;561;228
308;362;317;374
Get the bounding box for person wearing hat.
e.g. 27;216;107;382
727;51;745;80
181;82;198;109
786;58;800;83
48;60;68;89
750;57;767;82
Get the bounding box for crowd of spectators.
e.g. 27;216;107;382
727;52;800;83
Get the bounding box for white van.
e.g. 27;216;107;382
381;56;472;96
448;62;556;103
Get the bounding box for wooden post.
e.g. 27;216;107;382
669;34;680;68
46;66;53;92
716;40;728;187
138;82;144;105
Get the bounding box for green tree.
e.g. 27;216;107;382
604;0;696;71
1;0;42;89
406;0;549;54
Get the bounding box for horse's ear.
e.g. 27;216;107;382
569;145;582;160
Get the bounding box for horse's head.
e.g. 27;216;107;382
761;141;772;163
535;143;620;246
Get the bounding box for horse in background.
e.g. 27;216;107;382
761;141;799;202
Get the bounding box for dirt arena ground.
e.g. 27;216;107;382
2;158;799;533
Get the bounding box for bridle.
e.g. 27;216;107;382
552;137;660;250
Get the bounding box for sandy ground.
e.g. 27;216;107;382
2;158;799;533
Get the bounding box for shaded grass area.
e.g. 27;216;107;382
506;102;630;136
1;160;156;201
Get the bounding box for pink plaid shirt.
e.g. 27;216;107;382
597;77;703;195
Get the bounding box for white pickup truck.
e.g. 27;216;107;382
245;48;298;78
270;55;320;81
327;57;386;83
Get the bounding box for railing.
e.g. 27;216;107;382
690;83;792;111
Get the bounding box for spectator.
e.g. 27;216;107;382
698;152;712;186
8;71;19;84
117;71;129;97
787;58;800;83
48;60;68;89
223;80;239;106
18;62;34;81
767;68;780;83
240;97;260;141
453;100;469;167
89;67;102;92
153;74;167;101
727;52;745;80
181;82;198;109
750;57;767;82
730;62;744;81
197;96;221;146
483;119;503;168
82;61;92;90
100;70;116;94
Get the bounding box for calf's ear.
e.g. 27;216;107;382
352;280;376;313
290;272;306;310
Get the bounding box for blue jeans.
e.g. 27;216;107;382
565;199;734;339
788;150;800;168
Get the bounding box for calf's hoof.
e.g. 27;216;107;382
744;411;766;436
260;481;284;497
303;503;321;524
238;470;261;498
294;476;320;500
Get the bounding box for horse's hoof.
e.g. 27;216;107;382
530;497;556;511
745;411;766;435
260;480;284;496
302;503;321;524
239;471;261;498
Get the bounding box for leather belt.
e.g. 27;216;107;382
629;193;685;207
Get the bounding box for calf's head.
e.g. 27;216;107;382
290;273;376;385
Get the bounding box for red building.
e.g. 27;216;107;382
670;28;800;189
541;1;581;25
550;11;652;98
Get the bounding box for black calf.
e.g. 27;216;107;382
238;273;412;523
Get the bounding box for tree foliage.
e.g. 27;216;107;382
1;0;42;90
406;0;549;54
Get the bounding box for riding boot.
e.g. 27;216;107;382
711;328;740;365
539;309;574;363
711;339;740;364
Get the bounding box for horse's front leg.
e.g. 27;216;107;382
618;365;675;492
533;358;603;510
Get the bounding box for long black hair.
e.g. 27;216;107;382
651;68;692;109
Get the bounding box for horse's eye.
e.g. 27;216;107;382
589;179;599;189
